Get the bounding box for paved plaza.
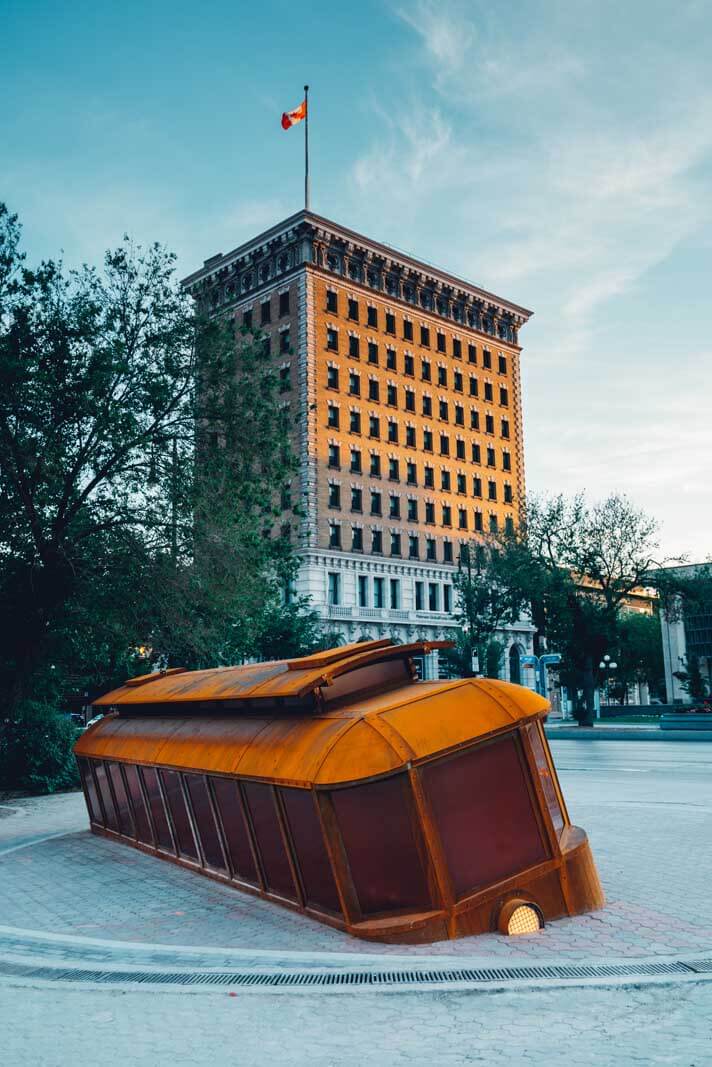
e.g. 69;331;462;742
2;740;712;1064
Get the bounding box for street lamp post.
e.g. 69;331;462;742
598;654;618;707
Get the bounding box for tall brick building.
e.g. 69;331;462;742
184;212;535;678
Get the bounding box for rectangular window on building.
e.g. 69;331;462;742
456;439;465;460
423;428;433;452
458;508;468;530
328;572;341;604
349;371;360;396
468;343;477;364
352;526;363;551
409;535;419;559
370;452;381;476
501;418;510;439
388;457;400;481
350;448;362;473
328;443;340;469
368;379;379;401
369;415;380;439
405;425;416;448
386;348;397;370
242;308;253;330
327;327;338;352
425;501;435;524
473;476;482;497
437;332;446;353
373;577;385;608
487;446;496;467
368;341;379;364
404;354;414;376
437;366;447;387
443;584;452;613
505;515;514;534
483;349;492;369
426;538;436;561
502;451;511;471
371;529;383;553
327;404;339;429
348;297;359;321
442;505;452;527
329;523;341;548
403;320;413;341
428;583;439;611
486;414;495;434
405;389;415;412
424;465;434;488
349;335;360;359
387;421;399;444
453;338;462;359
488;479;497;501
421;395;432;417
455;406;464;428
484;382;493;402
499;387;509;407
471;410;480;431
350;410;361;434
407;499;418;521
439;399;449;421
474;510;483;532
351;487;363;512
454;371;463;392
326;290;338;313
498;354;507;375
457;473;466;494
441;469;451;491
443;540;453;563
440;433;450;456
390;578;400;609
421;359;432;381
489;513;499;533
261;300;271;324
415;581;424;610
370;490;382;515
358;575;369;607
386;384;397;407
504;484;513;504
385;312;396;335
420;325;430;347
406;462;417;485
390;531;402;556
327;366;339;390
469;376;479;397
367;305;378;327
279;365;291;391
279;291;290;317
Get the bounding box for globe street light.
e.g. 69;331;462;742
598;654;618;706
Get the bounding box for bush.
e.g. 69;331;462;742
0;703;80;794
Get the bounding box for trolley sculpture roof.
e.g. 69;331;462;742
85;639;550;787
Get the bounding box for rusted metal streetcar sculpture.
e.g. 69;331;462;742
75;639;604;943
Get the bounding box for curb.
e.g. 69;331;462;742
545;726;712;741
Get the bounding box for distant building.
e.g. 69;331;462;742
658;564;712;703
183;211;535;678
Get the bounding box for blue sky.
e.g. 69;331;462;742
3;0;711;560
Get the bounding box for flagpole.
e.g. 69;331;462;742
304;84;310;212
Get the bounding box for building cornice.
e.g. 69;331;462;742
182;211;533;344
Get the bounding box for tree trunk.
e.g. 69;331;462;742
580;654;596;726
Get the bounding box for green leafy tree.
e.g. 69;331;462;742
610;611;666;704
442;541;525;678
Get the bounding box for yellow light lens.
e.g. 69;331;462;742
507;904;541;935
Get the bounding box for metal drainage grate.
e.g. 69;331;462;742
1;957;710;989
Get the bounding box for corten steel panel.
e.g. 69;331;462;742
242;782;297;900
330;773;433;916
280;787;341;914
184;773;228;873
210;776;259;885
74;717;184;763
107;763;135;838
77;758;101;825
90;640;450;708
140;766;174;852
526;722;565;833
420;735;548;900
313;719;403;786
123;763;153;845
234;716;354;784
93;761;118;832
142;718;273;776
160;769;199;862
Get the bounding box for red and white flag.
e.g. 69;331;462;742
281;98;307;130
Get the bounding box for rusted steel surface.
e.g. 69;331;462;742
92;639;451;706
75;641;605;944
